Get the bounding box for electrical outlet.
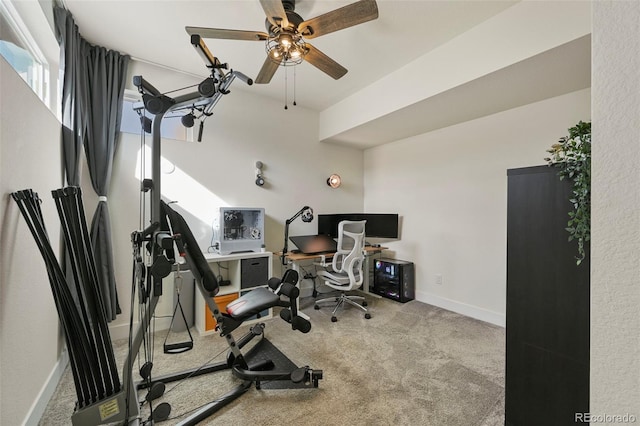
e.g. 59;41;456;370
435;274;443;285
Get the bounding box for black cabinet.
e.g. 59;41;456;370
240;257;269;289
506;166;590;426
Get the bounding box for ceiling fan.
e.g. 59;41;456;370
186;0;379;84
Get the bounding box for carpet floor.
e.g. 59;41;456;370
40;294;505;425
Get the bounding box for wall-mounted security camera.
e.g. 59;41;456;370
255;161;265;187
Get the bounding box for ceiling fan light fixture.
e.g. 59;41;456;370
266;31;306;66
279;33;293;47
190;0;379;85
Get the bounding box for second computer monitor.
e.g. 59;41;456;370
317;213;399;239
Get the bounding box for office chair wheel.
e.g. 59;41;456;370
362;301;368;307
331;316;338;322
365;313;371;319
314;304;320;310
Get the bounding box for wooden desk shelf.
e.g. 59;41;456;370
280;246;387;295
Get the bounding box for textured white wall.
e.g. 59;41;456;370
364;89;591;325
0;58;63;425
591;1;640;419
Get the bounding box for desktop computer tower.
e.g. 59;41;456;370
212;207;265;254
371;258;415;303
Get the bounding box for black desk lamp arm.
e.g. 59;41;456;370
281;205;311;265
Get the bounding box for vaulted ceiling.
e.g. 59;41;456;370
61;0;591;148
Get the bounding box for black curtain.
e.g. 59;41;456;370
54;6;85;187
54;6;130;320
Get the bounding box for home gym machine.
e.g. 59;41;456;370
124;34;321;425
14;35;321;426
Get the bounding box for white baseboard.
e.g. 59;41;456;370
23;346;70;426
416;291;505;327
108;318;174;342
22;318;174;425
109;321;138;341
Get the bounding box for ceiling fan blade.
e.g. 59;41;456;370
255;56;282;84
303;43;347;80
186;26;268;41
259;0;290;29
298;0;379;39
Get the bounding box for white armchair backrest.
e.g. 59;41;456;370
331;220;366;288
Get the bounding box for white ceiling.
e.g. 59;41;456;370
62;0;517;112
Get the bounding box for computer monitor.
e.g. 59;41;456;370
317;213;399;239
289;234;338;254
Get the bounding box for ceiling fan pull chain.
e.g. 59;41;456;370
284;66;288;110
293;66;297;107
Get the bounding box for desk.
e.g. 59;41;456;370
281;245;387;296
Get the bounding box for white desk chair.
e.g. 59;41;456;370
314;220;371;322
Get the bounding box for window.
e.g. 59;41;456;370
120;92;195;142
0;0;50;106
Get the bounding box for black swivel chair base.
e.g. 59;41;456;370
314;292;371;322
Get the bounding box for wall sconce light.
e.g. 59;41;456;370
255;161;265;186
327;174;342;188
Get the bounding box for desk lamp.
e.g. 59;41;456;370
281;206;313;265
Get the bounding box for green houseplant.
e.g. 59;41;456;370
545;121;591;265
